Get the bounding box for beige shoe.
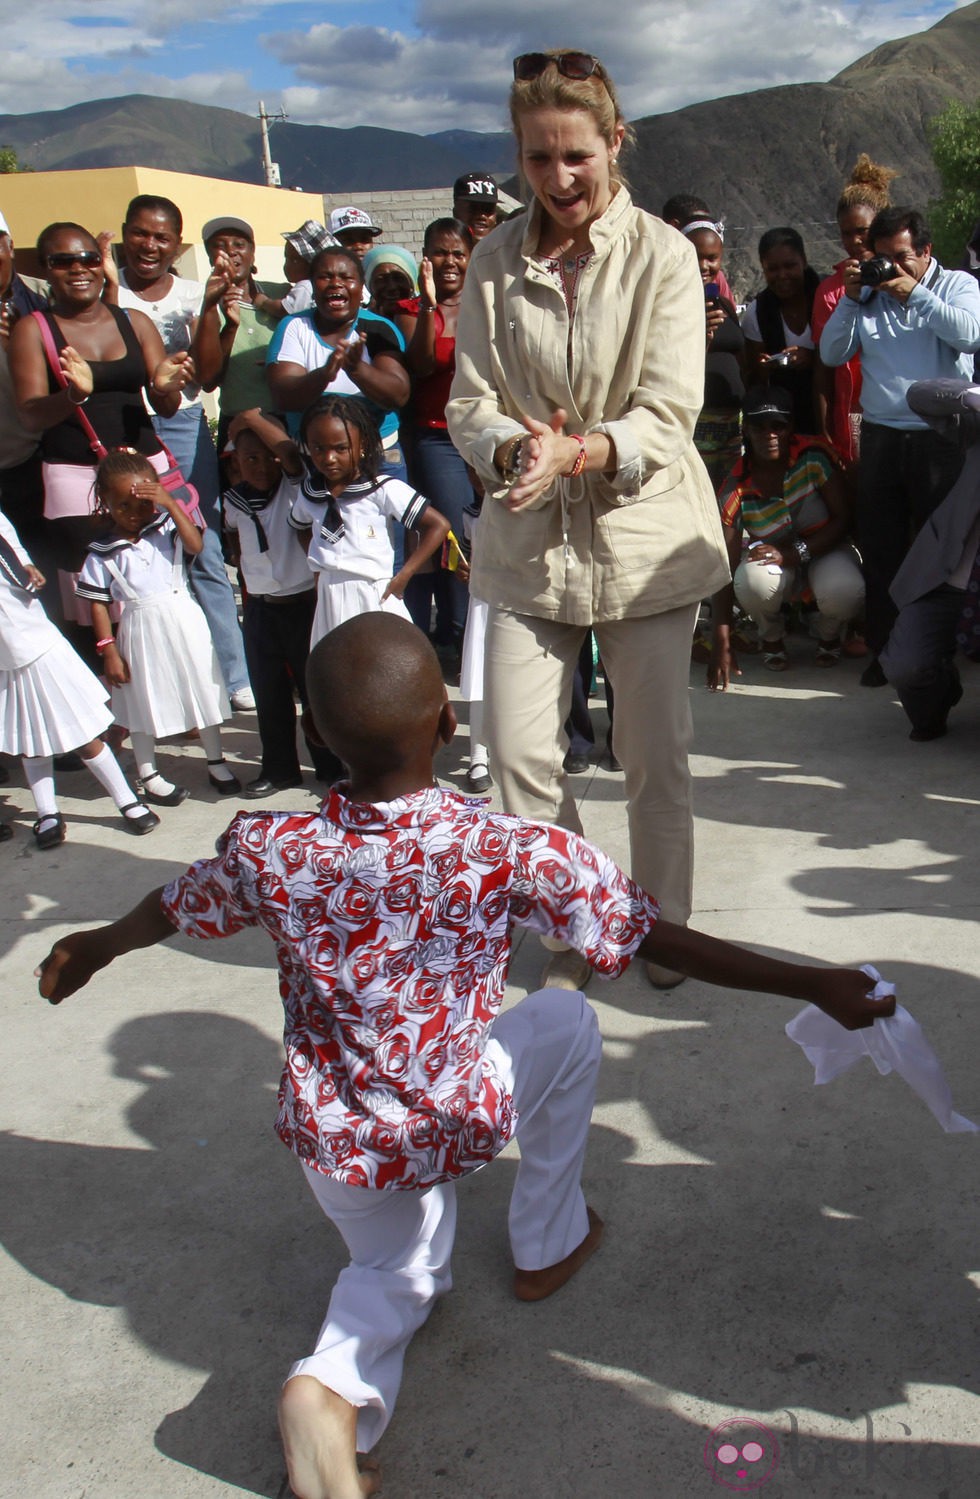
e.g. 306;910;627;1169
540;947;592;990
645;960;686;990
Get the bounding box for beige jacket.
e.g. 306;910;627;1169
446;188;730;624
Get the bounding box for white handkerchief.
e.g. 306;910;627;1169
786;965;978;1134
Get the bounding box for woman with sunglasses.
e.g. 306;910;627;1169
448;49;728;990
9;222;191;642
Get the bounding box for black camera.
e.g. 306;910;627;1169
859;255;901;287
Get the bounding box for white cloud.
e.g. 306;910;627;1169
0;0;962;133
263;0;954;131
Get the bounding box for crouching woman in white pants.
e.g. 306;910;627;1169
708;383;865;685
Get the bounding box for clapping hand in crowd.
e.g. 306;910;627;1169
59;344;94;402
152;349;195;395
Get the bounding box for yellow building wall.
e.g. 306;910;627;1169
0;166;325;281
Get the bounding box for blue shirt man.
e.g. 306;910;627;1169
819;207;980;667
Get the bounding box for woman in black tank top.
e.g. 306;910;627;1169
9;222;193;624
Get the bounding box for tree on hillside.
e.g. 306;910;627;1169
927;98;980;266
0;146;29;173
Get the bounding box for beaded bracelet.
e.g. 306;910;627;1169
94;636;115;653
563;433;587;478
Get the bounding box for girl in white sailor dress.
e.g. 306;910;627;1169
288;395;449;647
0;505;157;848
76;451;240;806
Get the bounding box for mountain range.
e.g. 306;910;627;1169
1;1;978;296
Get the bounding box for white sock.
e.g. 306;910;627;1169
23;756;58;819
83;743;142;816
141;770;178;797
469;742;490;773
130;730;158;782
201;725;234;779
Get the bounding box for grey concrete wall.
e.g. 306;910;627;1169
322;187;523;258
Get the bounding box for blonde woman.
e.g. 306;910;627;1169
448;49;728;989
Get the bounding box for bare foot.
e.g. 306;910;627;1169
279;1376;382;1499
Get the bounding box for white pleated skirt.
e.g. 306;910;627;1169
459;595;488;702
112;588;229;737
0;635;111;758
311;572;411;650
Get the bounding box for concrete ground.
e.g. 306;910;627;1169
2;641;979;1499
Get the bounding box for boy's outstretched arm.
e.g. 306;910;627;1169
639;920;896;1032
36;887;178;1006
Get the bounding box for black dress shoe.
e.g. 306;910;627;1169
244;775;303;799
860;658;888;687
603;738;623;772
908;678;963;741
563;751;591;774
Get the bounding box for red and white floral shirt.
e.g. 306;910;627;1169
162;785;659;1190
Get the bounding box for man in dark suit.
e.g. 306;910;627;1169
881;379;980;740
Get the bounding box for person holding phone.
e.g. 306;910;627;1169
684;219;745;490
741;227;821;434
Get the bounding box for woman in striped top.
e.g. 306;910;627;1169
707;384;865;685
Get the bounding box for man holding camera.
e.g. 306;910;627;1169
819;207;980;683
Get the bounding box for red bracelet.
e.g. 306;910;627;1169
563;433;587;478
95;636;115;653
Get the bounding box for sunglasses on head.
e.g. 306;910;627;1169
46;250;103;270
513;51;605;82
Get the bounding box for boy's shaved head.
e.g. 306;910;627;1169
307;615;446;773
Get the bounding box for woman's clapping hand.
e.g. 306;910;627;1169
59;346;94;401
152;350;194;395
502;408;577;510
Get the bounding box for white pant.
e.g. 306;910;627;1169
733;546;865;644
286;988;602;1451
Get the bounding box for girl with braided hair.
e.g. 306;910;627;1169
76;449;239;805
289;395;449;647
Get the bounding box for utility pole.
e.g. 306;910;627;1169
258;100;287;187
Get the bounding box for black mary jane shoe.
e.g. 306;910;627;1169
207;760;242;795
465;766;493;794
118;802;160;836
139;778;190;807
33;813;67;850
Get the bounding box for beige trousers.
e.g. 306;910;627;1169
734;546;865;644
484;603;699;924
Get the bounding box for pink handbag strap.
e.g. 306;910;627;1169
32;309;107;459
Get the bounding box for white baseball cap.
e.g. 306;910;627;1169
328;206;382;238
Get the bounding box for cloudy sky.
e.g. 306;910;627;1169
0;0;967;133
